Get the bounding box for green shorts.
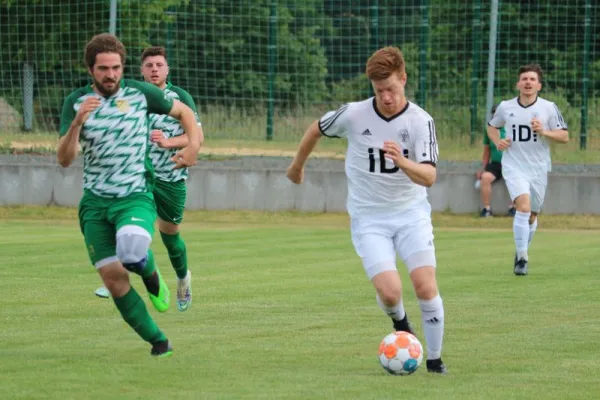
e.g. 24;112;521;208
153;178;187;225
78;190;157;267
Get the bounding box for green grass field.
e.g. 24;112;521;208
1;208;599;399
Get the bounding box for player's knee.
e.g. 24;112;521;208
158;218;179;235
99;264;130;296
377;287;401;306
481;172;495;184
116;225;151;274
414;280;438;300
409;263;438;299
514;196;531;213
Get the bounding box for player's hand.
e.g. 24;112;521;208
476;169;484;180
496;137;511;151
382;140;406;167
286;163;304;184
74;97;101;126
150;130;169;148
531;118;544;134
171;146;198;169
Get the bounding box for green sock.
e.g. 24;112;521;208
160;231;188;279
113;287;166;344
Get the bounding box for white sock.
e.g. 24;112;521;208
514;211;531;260
419;295;444;360
376;294;405;321
529;219;538;246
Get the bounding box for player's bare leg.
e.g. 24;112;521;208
479;171;496;217
372;269;413;334
410;265;447;374
513;194;531;275
158;218;191;312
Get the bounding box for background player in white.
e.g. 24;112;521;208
286;46;447;374
487;64;568;276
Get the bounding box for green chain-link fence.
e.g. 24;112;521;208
1;0;598;152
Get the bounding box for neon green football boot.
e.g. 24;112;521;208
144;268;170;313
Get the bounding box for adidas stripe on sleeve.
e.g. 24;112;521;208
414;118;439;165
550;103;568;130
318;103;350;138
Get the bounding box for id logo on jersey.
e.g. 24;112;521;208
368;148;408;174
511;125;537;142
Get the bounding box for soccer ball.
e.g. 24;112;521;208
378;331;423;375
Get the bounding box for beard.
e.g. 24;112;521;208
93;76;120;96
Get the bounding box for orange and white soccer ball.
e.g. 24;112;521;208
378;331;423;375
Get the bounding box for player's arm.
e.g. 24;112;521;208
161;87;202;149
486;124;511;151
168;100;204;168
287;103;349;184
383;118;438;187
539;128;568;143
286;120;321;184
533;105;569;144
150;128;189;149
486;102;511;150
167;99;203;149
383;141;437;187
161;133;189;149
57;96;101;167
139;81;201;168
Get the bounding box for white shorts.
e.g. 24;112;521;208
503;169;548;213
350;200;437;280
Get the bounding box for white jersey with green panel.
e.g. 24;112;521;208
59;79;174;198
148;82;201;182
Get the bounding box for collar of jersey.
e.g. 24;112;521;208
517;95;538;108
372;98;410;122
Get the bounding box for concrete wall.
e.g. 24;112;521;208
1;155;599;214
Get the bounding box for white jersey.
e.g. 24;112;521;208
319;98;438;217
488;96;567;174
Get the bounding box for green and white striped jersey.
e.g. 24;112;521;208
148;82;201;182
59;79;173;198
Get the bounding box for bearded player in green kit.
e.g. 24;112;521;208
58;34;202;357
95;46;201;312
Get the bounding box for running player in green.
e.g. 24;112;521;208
57;33;201;357
95;46;201;312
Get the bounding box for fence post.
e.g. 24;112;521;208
470;0;482;145
484;0;499;125
109;0;117;35
580;0;591;150
266;0;277;141
369;1;379;97
22;63;33;131
418;0;429;108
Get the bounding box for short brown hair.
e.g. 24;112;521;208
141;46;167;63
84;33;126;68
518;63;544;82
366;46;406;80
